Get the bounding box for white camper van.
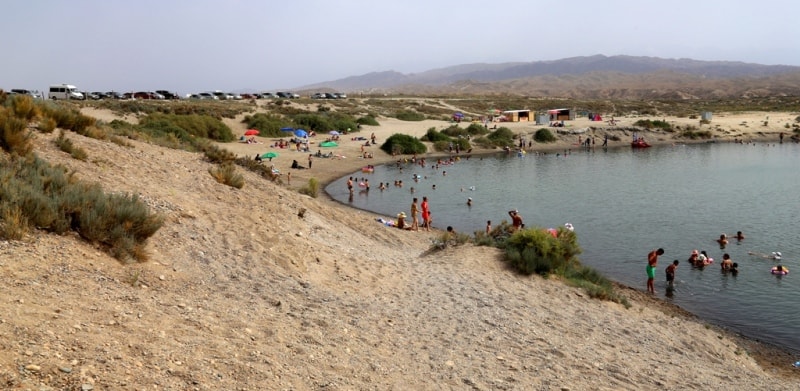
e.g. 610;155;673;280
48;84;85;100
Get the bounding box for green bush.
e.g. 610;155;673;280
139;112;235;142
357;115;379;126
533;128;557;143
465;123;490;136
0;155;163;262
633;119;672;130
233;156;281;182
504;227;581;276
485;127;515;148
420;127;450;142
241;113;290;138
395;110;425;121
441;125;468;138
209;163;244;189
380;133;427;155
298;177;319;198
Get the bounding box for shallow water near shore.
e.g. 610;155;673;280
326;142;800;353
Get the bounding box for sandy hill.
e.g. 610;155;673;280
0;107;797;390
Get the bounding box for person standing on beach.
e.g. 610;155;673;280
347;177;354;194
410;198;419;231
647;248;664;294
308;154;313;169
421;196;430;231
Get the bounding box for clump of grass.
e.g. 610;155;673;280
680;129;713;139
233;156;281;182
55;130;88;161
200;142;237;164
298;177;319;198
0;205;28;240
209;163;244;189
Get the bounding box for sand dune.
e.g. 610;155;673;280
0;105;796;389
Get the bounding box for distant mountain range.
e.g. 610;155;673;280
298;55;800;99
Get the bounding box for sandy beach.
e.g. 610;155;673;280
0;103;797;389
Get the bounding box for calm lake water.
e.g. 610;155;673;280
325;142;800;354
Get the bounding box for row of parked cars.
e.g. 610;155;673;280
6;87;346;101
187;91;304;100
311;92;347;99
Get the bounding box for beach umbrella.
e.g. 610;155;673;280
294;129;308;138
280;127;294;132
244;129;259;136
329;130;340;136
261;152;278;159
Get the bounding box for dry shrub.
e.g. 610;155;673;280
38;117;57;133
0;205;28;240
10;95;39;121
209;163;244;189
0;110;33;156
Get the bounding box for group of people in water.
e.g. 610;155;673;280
648;230;788;294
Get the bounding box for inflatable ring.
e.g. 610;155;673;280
771;266;789;275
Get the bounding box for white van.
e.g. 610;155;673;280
48;84;85;100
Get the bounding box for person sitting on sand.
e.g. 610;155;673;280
291;160;305;169
396;212;407;229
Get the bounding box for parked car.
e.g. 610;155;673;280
85;92;103;100
324;92;338;99
155;90;180;99
336;92;347;99
212;91;233;100
133;91;158;99
311;93;325;99
106;91;124;99
275;91;292;99
291;93;300;99
261;92;277;99
10;89;43;99
196;92;218;100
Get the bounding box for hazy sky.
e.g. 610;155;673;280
4;0;799;94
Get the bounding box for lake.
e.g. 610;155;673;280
325;142;800;354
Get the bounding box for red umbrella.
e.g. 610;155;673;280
244;129;259;136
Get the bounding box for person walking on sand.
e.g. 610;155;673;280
666;260;679;287
647;248;664;294
410;197;419;231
